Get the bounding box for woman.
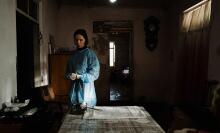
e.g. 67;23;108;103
66;29;100;109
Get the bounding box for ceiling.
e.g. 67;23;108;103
57;0;177;9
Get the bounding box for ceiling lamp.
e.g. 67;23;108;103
109;0;117;3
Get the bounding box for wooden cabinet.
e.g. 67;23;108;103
49;54;71;103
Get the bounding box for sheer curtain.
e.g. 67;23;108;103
177;0;211;105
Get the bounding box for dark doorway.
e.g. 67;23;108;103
16;12;36;102
109;31;133;102
92;21;133;104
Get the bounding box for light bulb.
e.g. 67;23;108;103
109;0;117;3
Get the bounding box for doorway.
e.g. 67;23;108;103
109;31;133;102
93;20;133;104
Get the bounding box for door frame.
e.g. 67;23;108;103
108;30;134;103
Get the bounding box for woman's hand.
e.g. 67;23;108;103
69;73;77;80
67;73;81;80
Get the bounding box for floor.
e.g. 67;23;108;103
109;70;131;101
110;84;129;101
109;83;133;102
21;111;63;133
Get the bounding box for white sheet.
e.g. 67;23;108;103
83;106;150;119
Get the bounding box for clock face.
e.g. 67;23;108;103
148;24;156;32
144;16;160;51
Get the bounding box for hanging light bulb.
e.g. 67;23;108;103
109;0;117;3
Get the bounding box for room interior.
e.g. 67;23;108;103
0;0;220;132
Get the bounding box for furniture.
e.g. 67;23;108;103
49;54;71;103
168;105;220;133
0;106;62;133
48;54;71;113
58;106;165;133
0;106;38;133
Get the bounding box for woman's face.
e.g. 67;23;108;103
74;34;86;48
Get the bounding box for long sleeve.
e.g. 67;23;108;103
80;51;100;83
67;48;98;107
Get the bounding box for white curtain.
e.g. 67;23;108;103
182;0;211;32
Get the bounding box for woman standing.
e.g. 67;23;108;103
66;29;100;109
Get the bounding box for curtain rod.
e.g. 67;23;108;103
183;0;210;13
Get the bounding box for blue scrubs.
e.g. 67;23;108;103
66;48;100;107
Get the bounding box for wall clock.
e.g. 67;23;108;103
144;16;160;51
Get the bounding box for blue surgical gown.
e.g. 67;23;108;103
66;48;100;107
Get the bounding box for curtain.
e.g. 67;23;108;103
177;0;211;105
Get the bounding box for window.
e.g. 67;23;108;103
109;41;115;67
17;0;39;21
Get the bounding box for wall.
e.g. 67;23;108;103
0;0;17;109
208;0;220;83
165;1;181;105
55;6;174;103
0;0;59;108
39;0;58;86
